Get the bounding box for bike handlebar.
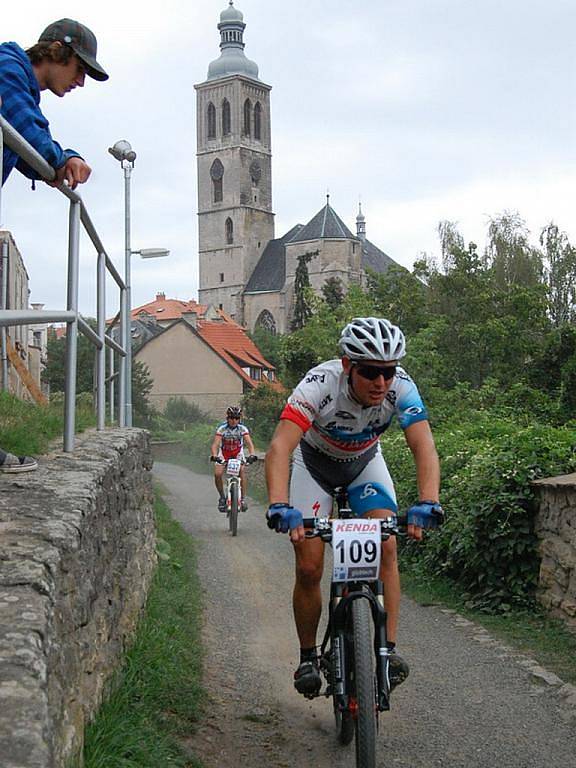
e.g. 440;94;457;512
210;455;258;465
302;516;407;542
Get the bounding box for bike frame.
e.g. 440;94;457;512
306;489;399;713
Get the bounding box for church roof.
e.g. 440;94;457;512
244;225;303;293
361;238;399;275
288;199;357;243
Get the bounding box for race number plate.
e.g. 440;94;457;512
332;519;381;582
226;458;242;476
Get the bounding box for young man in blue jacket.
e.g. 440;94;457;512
0;19;108;472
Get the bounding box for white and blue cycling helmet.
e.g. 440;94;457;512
339;317;406;361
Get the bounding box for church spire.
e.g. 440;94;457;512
356;201;366;240
207;2;260;81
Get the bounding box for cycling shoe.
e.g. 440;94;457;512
218;497;227;513
294;659;321;696
389;652;410;690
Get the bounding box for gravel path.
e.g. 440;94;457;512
154;461;576;768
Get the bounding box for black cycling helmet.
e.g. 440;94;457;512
226;406;242;419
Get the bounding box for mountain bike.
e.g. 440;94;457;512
303;488;404;768
211;455;257;536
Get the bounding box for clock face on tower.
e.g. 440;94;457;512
249;160;261;185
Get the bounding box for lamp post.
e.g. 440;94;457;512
109;140;169;426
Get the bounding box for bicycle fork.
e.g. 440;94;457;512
325;585;391;714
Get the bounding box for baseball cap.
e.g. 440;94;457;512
38;19;109;81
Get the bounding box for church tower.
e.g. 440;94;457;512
195;1;275;323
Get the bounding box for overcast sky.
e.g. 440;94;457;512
1;0;575;317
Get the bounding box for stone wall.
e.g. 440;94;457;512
533;473;576;633
0;428;156;768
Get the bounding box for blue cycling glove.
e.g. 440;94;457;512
407;501;444;529
266;503;303;533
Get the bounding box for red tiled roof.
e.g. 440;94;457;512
131;293;207;322
195;316;277;389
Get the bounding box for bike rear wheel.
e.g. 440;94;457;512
229;482;239;537
352;597;377;768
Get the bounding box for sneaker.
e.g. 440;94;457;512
218;497;227;513
294;659;321;696
0;452;38;474
241;500;248;512
389;652;410;690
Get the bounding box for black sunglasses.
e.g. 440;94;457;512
354;363;397;381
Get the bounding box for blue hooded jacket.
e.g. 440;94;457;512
0;42;80;185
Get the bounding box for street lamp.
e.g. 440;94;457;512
109;140;169;427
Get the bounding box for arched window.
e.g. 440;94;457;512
210;159;224;203
254;102;262;140
225;217;234;244
222;98;231;135
256;309;277;335
243;99;251;136
207;102;216;139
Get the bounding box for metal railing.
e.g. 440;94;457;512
0;99;127;451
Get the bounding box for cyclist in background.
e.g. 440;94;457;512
265;317;443;696
211;406;257;512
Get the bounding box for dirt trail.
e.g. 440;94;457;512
154;461;576;768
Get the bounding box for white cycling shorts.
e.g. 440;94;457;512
289;444;398;518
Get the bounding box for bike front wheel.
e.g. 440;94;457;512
229;482;239;537
352;597;377;768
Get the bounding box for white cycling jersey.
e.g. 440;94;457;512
281;359;428;462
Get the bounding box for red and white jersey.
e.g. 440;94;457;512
281;359;428;461
216;422;250;460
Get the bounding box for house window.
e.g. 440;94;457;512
250;367;262;381
254;102;262;140
207;102;216;139
210;159;224;203
225;217;234;244
219;272;224;282
222;98;231;135
243;99;251;136
219;303;223;310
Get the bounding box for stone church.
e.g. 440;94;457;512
195;1;398;335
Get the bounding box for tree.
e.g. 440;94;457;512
44;321;98;394
132;360;155;427
366;265;428;336
291;250;318;331
321;276;345;311
540;222;576;326
485;211;543;287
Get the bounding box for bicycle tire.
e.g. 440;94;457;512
229;482;239;537
352;597;377;768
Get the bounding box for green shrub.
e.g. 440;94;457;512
387;417;576;612
163;397;207;431
242;382;286;445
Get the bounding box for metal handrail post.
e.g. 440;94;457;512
109;345;115;423
96;252;106;429
1;240;8;390
63;200;81;451
123;164;133;427
118;286;126;427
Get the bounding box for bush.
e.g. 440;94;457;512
163;397;207;431
386;416;576;612
242;383;286;445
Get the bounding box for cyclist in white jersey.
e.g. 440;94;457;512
265;317;443;695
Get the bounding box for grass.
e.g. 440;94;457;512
82;489;205;768
401;563;576;685
0;390;95;455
